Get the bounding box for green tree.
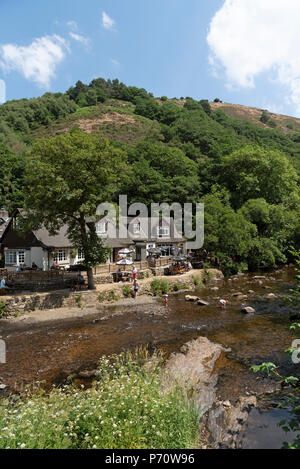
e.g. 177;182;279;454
23;129;126;289
201;189;256;263
0;143;25;211
220;145;299;208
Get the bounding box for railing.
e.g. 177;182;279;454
93;260;150;275
2;258;172;281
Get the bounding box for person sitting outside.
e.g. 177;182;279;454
76;272;85;289
132;265;138;282
51;260;60;270
31;262;38;271
0;278;9;294
116;268;122;282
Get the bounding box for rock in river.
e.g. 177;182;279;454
163;337;226;416
241;306;255;314
185;295;199;303
197;299;210;306
266;293;276;299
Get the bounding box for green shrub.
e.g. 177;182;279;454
150;279;169;296
192;275;202;286
74;294;82;309
123;285;132;298
108;290;118;302
0;350;199;449
173;283;181;292
0;301;8;319
203;270;214;284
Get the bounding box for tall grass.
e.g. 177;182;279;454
0;350;199;449
150;279;170;296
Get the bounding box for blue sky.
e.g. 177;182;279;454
1;0;300;117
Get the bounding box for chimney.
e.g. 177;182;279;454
0;209;9;219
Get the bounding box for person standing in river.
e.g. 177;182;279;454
133;280;139;299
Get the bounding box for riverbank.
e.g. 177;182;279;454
0;267;298;448
0;268;223;325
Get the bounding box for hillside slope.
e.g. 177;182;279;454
210;101;300;134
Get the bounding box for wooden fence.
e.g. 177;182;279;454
1;257;172;281
92;258;171;275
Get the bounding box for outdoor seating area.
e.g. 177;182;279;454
166;255;192;276
114;271;133;283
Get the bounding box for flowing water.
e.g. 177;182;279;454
0;267;299;448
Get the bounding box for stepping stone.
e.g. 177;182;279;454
241;306;255;314
197;299;210;306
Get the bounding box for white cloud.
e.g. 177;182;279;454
110;58;120;67
67;20;78;31
0;35;68;88
207;0;300;113
69;32;90;46
102;11;116;31
0;79;5;103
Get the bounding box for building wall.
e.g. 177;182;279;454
31;247;48;270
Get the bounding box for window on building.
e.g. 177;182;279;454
53;250;67;262
157;226;170;237
77;250;84;260
133;223;141;234
5;251;25;265
5;251;17;265
18;251;25;264
97;221;108;235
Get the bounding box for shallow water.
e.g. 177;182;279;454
0;267;299;448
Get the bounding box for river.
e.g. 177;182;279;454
0;267;299;449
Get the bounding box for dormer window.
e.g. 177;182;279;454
97;221;108;235
133;222;141;234
12;217;21;231
157;226;170;237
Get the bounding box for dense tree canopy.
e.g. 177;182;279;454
1;76;300;273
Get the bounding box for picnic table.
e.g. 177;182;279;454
70;278;88;291
114;272;133;283
167;262;188;276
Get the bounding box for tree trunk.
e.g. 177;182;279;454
87;266;96;290
79;213;96;290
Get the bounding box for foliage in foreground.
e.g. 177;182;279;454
0;350;199;449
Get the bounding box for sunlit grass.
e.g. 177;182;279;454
0;350;199;449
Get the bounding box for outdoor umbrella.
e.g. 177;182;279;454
171;256;186;262
116;258;134;271
116;259;134;265
147;248;161;254
118;248;135;256
147;248;162;258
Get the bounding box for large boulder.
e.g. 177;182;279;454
163;337;226;416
